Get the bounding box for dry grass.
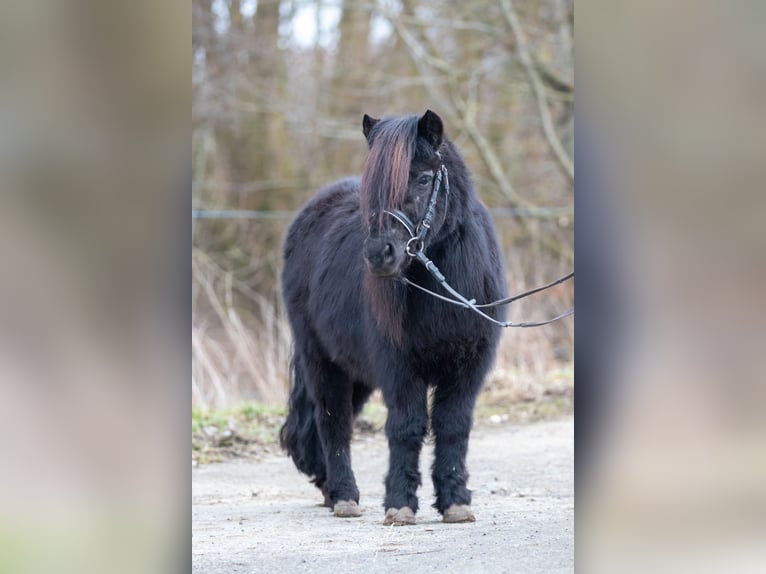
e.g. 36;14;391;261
192;249;292;409
489;253;574;401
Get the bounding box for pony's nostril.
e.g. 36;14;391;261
364;238;399;274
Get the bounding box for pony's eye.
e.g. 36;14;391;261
418;174;432;186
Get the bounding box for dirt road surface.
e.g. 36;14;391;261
192;417;573;573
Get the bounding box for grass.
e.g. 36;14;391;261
192;365;573;465
192;403;287;464
478;364;574;423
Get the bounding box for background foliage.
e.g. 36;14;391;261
192;0;574;408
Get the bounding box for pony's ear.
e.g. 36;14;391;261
362;114;380;139
418;109;443;149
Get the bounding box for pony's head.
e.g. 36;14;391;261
360;110;448;277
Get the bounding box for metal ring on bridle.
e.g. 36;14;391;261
405;237;424;256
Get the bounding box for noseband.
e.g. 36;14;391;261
383;162;449;257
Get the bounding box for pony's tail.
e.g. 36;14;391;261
279;357;326;487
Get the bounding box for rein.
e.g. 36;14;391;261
384;163;574;328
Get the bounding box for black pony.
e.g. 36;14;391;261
280;110;506;525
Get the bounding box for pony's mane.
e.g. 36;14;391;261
360;115;419;229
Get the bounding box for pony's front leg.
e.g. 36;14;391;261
313;364;361;517
431;379;482;523
381;378;428;525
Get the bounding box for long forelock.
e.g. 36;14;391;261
360;116;418;228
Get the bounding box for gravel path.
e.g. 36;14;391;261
192;417;573;573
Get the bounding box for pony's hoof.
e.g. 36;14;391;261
333;500;362;517
443;504;475;523
383;506;416;525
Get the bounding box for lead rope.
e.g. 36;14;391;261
403;251;574;328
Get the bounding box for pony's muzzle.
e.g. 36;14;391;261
364;235;404;276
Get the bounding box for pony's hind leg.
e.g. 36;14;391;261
381;378;428;525
311;360;362;517
280;355;328;503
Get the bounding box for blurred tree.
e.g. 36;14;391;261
216;0;288;211
324;0;373;174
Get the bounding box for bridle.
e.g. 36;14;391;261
383;163;449;258
383;157;574;329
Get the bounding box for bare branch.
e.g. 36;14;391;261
499;0;574;182
380;2;532;209
395;13;503;36
533;55;573;94
449;79;534;209
380;5;453;74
